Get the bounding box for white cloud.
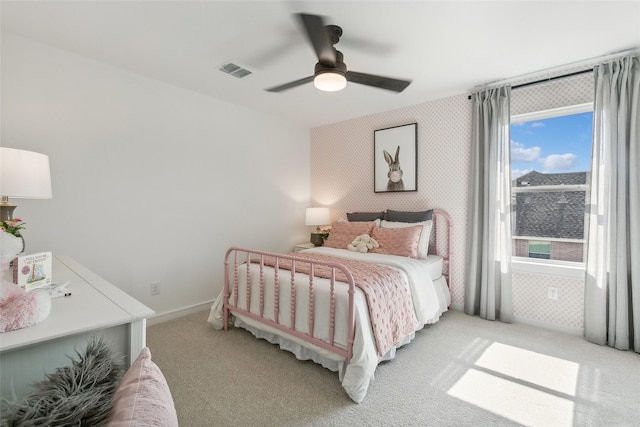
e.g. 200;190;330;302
511;141;541;162
541;153;577;171
531;122;545;128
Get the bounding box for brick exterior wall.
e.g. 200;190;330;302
513;240;529;257
551;241;584;262
513;239;584;262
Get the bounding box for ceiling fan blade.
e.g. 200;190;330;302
297;13;336;67
346;71;411;93
265;76;314;92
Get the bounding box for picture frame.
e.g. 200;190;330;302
374;123;417;193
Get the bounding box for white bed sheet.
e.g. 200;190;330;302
424;254;444;281
208;247;449;403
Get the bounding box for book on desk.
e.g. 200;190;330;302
12;251;53;291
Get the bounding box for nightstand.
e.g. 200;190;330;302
293;242;315;252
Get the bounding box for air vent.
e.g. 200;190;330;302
219;63;252;79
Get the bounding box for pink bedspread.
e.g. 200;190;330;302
259;253;418;356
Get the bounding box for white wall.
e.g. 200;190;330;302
1;35;311;317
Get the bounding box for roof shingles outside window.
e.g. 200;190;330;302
512;171;587;240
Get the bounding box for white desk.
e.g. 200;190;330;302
0;256;155;399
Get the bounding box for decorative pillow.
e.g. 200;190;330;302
381;220;433;259
108;347;178;427
0;337;124;426
346;212;385;222
371;225;423;258
324;221;376;250
386;209;433;223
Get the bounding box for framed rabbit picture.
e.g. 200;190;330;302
374;123;417;193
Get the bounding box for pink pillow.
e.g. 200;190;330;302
107;347;178;427
380;220;433;259
324;221;376;249
371;225;423;258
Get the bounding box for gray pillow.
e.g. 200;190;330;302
1;337;124;426
386;209;433;223
346;212;385;222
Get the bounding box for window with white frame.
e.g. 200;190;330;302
510;103;593;264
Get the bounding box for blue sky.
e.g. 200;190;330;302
510;112;593;179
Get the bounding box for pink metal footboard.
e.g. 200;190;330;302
223;247;357;363
431;209;453;285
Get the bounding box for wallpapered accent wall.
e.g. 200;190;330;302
311;66;594;333
513;271;585;331
311;96;472;309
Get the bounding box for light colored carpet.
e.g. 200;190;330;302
146;309;639;427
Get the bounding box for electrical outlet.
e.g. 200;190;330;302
547;286;558;300
150;281;161;296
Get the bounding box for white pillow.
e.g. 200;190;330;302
380;219;433;259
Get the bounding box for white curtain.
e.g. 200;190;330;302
465;86;513;322
585;55;640;353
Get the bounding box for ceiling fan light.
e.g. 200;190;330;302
314;71;347;92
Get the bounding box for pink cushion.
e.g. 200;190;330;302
107;347;178;427
324;221;376;249
371;225;423;258
380;220;433;259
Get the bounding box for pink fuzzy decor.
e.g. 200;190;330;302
0;231;52;333
0;285;51;333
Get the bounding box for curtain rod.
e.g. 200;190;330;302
467;68;592;99
467;48;639;99
512;68;593;90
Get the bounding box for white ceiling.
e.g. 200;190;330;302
2;1;639;128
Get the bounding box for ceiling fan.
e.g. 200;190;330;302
265;13;411;94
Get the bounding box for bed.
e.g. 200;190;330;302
208;209;451;403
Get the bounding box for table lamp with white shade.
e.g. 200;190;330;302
305;207;330;246
0;147;53;222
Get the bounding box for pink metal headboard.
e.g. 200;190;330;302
430;209;452;286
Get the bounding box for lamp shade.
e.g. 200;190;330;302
0;147;53;199
305;207;330;226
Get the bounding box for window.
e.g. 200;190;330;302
528;241;551;259
510;103;593;263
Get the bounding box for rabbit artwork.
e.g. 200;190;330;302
383;145;404;191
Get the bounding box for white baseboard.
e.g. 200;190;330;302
447;303;582;337
147;301;583;337
147;300;214;326
513;315;583;336
450;303;464;312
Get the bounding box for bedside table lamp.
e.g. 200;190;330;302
305;207;330;246
0;147;53;222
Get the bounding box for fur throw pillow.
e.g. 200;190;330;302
1;337;124;426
